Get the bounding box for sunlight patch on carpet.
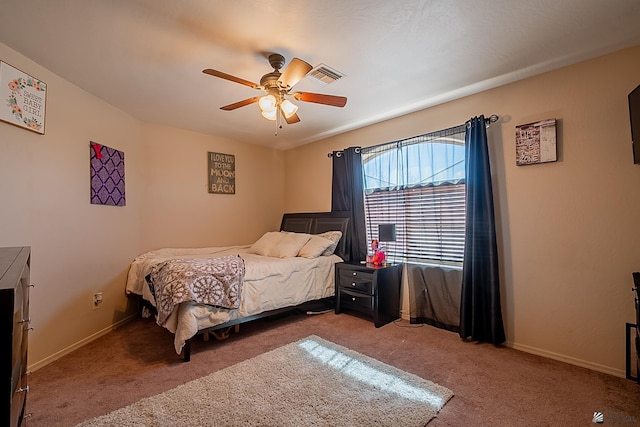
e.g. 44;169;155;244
77;335;453;427
299;337;446;406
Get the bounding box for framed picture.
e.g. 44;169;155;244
208;152;235;194
0;61;47;134
515;118;557;166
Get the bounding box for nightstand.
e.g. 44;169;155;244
334;262;402;327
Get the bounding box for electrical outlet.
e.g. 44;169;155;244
92;292;103;310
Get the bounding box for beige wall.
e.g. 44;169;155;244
138;123;285;251
0;43;285;369
0;43;143;369
284;45;640;376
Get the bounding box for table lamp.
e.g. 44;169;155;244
376;224;396;266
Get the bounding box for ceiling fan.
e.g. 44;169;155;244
202;53;347;126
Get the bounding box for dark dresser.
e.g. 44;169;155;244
0;247;31;427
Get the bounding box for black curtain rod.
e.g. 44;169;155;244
485;114;499;125
328;114;499;157
327;147;361;158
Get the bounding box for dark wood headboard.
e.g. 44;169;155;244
280;212;351;262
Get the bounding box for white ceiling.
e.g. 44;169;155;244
1;0;639;149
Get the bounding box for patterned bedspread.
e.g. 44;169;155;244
147;255;246;326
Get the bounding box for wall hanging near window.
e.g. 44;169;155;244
90;142;125;206
0;61;47;134
208;152;235;194
515;118;557;165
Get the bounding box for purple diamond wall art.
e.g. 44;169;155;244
90;142;125;206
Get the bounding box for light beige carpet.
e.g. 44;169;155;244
76;335;453;426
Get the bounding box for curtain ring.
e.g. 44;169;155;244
354;147;361;154
335;151;342;158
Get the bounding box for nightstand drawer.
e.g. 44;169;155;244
334;262;402;328
338;270;374;294
339;289;374;311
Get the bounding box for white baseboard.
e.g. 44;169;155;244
399;311;624;378
28;314;138;372
28;312;626;379
505;341;625;378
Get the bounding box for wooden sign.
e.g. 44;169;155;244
208;152;235;194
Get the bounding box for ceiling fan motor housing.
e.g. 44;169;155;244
260;71;282;89
268;53;286;71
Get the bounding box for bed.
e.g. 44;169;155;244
125;212;351;361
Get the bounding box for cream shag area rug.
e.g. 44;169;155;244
77;335;453;427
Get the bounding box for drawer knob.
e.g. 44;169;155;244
352;297;356;301
16;386;29;394
352;272;356;276
351;282;356;286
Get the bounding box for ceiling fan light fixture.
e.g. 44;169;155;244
261;108;277;121
258;94;276;112
280;99;298;118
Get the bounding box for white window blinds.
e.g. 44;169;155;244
362;125;466;266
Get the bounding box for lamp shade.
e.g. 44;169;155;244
378;224;396;242
280;99;298;118
261;109;277;121
258;94;276;112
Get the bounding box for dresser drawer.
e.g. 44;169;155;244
338;270;374;294
339;288;374;311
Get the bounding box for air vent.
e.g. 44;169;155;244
307;64;345;85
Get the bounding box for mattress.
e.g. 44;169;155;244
126;246;341;353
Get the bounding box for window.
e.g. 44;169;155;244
362;125;466;266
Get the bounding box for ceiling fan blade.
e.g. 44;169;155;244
277;58;312;89
282;110;301;124
292;92;347;107
220;96;261;111
203;69;259;89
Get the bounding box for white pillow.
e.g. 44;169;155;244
248;231;285;256
298;235;335;259
316;231;343;256
269;232;311;258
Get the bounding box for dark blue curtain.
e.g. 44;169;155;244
459;116;506;344
331;147;367;263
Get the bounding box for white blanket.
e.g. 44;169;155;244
126;246;341;354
